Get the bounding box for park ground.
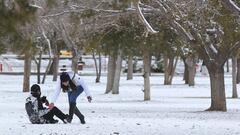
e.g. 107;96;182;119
0;74;240;135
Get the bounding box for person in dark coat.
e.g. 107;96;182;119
25;84;68;124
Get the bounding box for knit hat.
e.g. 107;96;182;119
60;72;70;82
31;84;41;97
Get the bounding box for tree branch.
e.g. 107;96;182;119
133;0;158;34
221;0;240;15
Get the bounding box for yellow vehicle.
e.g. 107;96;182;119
60;50;72;56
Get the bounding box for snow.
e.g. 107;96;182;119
1;74;240;135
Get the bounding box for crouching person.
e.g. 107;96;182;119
25;84;68;124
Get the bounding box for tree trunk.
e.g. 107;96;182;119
92;50;101;83
169;57;178;84
237;58;240;84
226;59;229;72
112;50;122;94
164;55;169;85
72;47;79;73
186;55;196;86
127;55;133;80
207;67;227;111
105;54;116;94
98;53;102;83
232;57;238;98
149;54;152;76
23;53;32;92
143;49;151;100
164;56;174;85
37;51;42;84
41;29;53;84
52;53;60;81
183;58;189;84
41;57;53;84
49;44;60;81
60;21;80;73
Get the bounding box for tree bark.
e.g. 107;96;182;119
226;59;229;72
41;28;53;84
169;57;178;84
164;55;169;85
92;50;101;83
237;58;240;84
186;55;196;86
97;52;102;83
52;53;60;81
37;51;42;84
71;47;79;73
183;58;189;84
206;67;227;111
143;49;151;100
23;53;32;92
49;44;60;81
112;50;122;94
41;57;53;84
127;55;133;80
164;56;175;85
105;54;116;94
232;57;238;98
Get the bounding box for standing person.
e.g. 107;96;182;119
25;84;68;124
49;71;92;124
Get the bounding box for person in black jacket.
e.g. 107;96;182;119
25;84;68;124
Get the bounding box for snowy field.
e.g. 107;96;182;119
1;74;240;135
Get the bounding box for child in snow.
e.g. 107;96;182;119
25;84;68;124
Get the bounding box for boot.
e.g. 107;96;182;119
48;119;59;124
50;106;68;124
67;103;76;123
75;107;85;124
62;114;69;124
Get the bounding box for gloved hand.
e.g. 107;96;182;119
41;96;47;103
87;96;92;103
41;96;49;106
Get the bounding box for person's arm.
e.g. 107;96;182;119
78;78;92;102
49;80;61;108
79;79;91;96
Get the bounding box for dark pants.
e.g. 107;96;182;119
43;107;67;122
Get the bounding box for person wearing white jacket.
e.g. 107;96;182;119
49;71;92;124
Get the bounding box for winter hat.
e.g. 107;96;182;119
31;84;41;97
31;84;41;93
60;72;70;82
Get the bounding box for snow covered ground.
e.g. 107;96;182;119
1;74;240;135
